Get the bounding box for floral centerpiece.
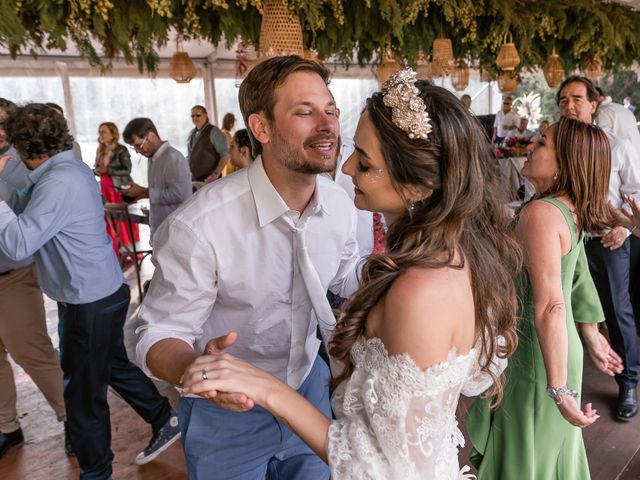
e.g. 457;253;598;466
495;136;532;158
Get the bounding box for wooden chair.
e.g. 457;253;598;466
104;202;153;301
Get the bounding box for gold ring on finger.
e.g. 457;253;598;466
202;367;208;381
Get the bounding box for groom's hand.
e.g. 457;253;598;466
204;331;238;355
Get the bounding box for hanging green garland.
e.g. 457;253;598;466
0;0;639;74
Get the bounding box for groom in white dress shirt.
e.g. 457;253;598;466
136;56;361;479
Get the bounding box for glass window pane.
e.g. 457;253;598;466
213;78;245;131
1;76;65;107
70;76;204;184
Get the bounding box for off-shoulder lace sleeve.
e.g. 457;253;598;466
460;353;508;397
460;335;509;397
327;337;477;480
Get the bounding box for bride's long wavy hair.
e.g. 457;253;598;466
329;82;521;405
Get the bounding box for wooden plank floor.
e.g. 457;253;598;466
457;348;640;480
2;257;640;479
0;258;187;480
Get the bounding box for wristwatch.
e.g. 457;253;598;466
546;385;578;405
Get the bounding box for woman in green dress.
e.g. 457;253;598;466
467;116;624;479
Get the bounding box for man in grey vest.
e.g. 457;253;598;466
187;106;230;183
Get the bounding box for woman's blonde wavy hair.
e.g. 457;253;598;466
96;121;120;159
329;82;522;406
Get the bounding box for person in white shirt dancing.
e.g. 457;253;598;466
136;55;360;480
181;69;520;479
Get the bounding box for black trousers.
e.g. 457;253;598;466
59;284;171;480
585;238;639;388
629;236;640;331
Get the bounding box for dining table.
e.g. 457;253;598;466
127;202;149;225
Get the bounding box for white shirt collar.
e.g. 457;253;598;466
248;156;330;228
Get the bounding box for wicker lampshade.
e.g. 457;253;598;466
377;49;402;87
583;55;602;79
543;47;564;88
496;32;520;72
258;0;304;58
497;71;517;93
169;51;197;84
416;52;432;80
432;37;453;76
451;60;469;91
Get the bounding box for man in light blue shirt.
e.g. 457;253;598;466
0;100;68;458
0;104;180;480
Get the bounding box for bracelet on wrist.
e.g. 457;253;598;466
546;385;578;405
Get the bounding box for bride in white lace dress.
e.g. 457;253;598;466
182;70;520;479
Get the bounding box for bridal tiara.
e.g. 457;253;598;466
382;68;432;141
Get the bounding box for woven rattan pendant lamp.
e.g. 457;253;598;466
258;0;304;59
169;38;197;84
432;37;453;76
496;32;520;72
498;72;517;93
377;49;402;87
416;52;432;80
451;60;469;91
583;55;602;79
543;47;564;88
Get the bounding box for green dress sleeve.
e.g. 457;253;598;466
572;241;605;324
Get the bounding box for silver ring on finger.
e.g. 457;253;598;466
202;367;208;381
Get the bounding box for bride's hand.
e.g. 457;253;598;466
556;396;599;428
181;353;281;408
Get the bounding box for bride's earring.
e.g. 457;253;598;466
407;200;417;217
553;172;559;181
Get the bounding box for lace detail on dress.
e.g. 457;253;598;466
327;336;501;480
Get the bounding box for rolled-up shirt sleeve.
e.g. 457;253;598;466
135;215;218;374
615;138;640;206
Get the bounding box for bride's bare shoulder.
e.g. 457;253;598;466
375;265;475;370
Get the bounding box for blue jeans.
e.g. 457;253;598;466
179;355;331;480
59;284;172;480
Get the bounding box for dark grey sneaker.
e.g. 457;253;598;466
0;428;24;459
134;412;181;465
